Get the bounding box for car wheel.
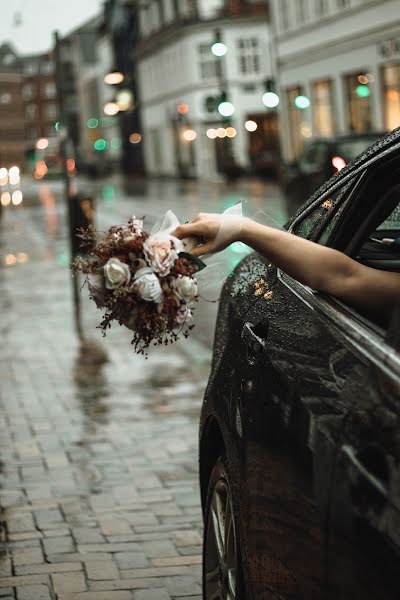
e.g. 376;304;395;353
203;457;244;599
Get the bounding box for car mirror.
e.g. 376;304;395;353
386;303;400;351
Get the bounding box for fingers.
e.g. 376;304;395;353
172;223;203;239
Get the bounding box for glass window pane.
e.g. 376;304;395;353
383;63;400;131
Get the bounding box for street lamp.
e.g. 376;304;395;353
104;70;124;85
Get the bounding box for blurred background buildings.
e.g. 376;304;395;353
0;0;399;182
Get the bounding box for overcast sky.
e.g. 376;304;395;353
0;0;104;55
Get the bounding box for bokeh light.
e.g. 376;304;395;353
12;190;23;205
177;103;189;115
3;254;17;266
36;138;49;150
211;42;227;57
129;133;142;144
182;129;197;141
0;168;8;186
225;127;237;138
218;101;235;117
87;118;99;128
94;139;107;151
358;74;369;85
245;120;258;132
1;192;11;206
206;128;218;139
356;84;370;98
110;138;122;150
294;95;310;109
104;71;124;85
262;92;280;108
17;252;29;263
332;156;347;172
216;128;227;138
116;89;134;111
103;102;119;116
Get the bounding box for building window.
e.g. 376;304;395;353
344;72;373;132
236;38;261;75
198;44;222;80
24;62;38;75
312;79;335;136
286;86;306;159
316;0;329;16
281;0;290;30
297;0;307;23
383;63;400;131
25;104;37;120
179;0;197;19
46;104;57;119
43;82;56;98
22;84;35;100
41;61;54;75
0;93;12;104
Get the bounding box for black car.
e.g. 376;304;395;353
282;132;386;215
200;128;400;599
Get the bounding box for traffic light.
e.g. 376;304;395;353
217;91;235;118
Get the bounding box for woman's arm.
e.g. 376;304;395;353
173;214;400;320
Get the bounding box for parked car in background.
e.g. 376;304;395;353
200;128;400;599
282;132;385;215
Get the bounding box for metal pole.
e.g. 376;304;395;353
53;30;84;341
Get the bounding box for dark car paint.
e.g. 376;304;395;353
200;128;400;599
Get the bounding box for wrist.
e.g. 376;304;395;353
239;217;253;244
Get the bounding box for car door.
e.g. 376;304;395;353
325;305;400;599
231;175;368;598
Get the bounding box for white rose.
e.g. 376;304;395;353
175;304;193;325
87;272;106;308
171;275;198;303
133;267;163;303
104;258;131;289
143;232;183;277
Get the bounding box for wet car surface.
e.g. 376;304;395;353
200;128;400;599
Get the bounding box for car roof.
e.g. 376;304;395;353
287;127;400;228
306;132;387;144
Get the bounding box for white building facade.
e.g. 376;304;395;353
136;0;276;179
270;0;400;161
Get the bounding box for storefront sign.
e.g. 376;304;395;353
378;37;400;58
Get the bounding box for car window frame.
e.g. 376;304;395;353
286;151;400;340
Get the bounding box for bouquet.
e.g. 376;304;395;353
73;211;204;354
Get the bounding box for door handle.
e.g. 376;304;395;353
241;322;268;366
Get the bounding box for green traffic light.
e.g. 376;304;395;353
294;95;310;109
87;118;99;128
94;139;107;151
355;84;370;98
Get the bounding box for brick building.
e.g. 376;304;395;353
20;51;58;148
0;44;25;169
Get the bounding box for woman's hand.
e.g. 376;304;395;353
172;213;245;256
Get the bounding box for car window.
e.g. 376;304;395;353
298;142;328;172
292;178;356;242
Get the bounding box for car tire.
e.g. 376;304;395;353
203;456;244;599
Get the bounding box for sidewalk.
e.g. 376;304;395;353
0;188;209;598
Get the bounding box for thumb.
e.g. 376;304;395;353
190;242;214;257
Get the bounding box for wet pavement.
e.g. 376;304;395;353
0;175;285;599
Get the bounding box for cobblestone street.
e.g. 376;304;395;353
0;180;216;599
